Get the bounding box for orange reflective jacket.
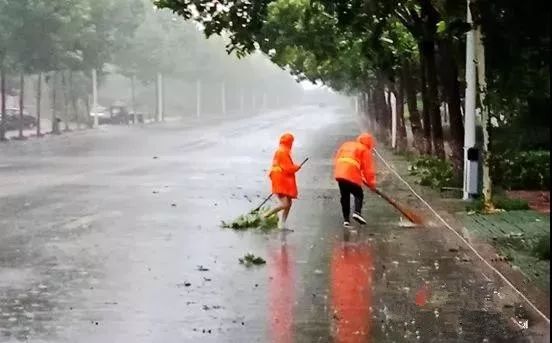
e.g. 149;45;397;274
269;133;300;198
334;133;376;188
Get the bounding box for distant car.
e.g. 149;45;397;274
1;108;37;130
90;106;110;125
129;111;145;124
109;105;129;124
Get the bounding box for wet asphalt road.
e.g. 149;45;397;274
0;106;549;342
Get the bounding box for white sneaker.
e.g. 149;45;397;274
352;213;367;225
343;221;353;228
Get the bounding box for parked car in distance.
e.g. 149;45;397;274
1;108;37;131
89;106;110;125
129;111;145;124
109;104;129;124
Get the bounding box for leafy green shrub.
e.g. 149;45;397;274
465;195;529;212
490;150;550;190
533;234;550;260
493;197;530;211
408;156;457;189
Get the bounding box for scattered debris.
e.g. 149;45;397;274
153;156;158;159
221;207;278;231
314;269;324;275
239;253;266;267
171;203;177;207
197;265;209;272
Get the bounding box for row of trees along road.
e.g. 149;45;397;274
156;0;550;209
0;0;303;141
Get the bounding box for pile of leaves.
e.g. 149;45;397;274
220;207;278;232
408;156;457;190
239;253;266;267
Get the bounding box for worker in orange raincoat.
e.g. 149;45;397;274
333;133;376;227
263;133;302;230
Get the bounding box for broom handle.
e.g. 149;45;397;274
253;157;309;212
372;188;402;212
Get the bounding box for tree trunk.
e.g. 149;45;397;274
419;0;445;159
0;68;6;141
438;38;465;176
403;61;423;153
36;73;42;136
69;71;79;129
419;50;433;155
62;71;69;131
18;73;24;139
51;71;59;134
374;83;389;144
421;39;445;159
85;95;91;128
394;80;408;152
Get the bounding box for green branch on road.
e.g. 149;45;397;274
239;253;266;267
221;207;278;232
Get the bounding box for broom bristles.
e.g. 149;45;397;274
374;188;425;225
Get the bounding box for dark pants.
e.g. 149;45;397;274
337;178;364;222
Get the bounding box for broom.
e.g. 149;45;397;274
371;187;424;225
251;157;309;214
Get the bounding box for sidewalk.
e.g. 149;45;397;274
374;145;550;316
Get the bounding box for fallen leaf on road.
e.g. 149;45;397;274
239;253;266;267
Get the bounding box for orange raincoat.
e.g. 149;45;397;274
334;133;376;188
269;133;300;198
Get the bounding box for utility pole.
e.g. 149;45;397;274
196;79;201;119
156;73;163;122
463;0;477;200
92;69;98;128
221;81;226;116
36;73;42;136
131;75;136;123
475;22;494;211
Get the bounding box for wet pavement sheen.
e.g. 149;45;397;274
0;106;548;342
